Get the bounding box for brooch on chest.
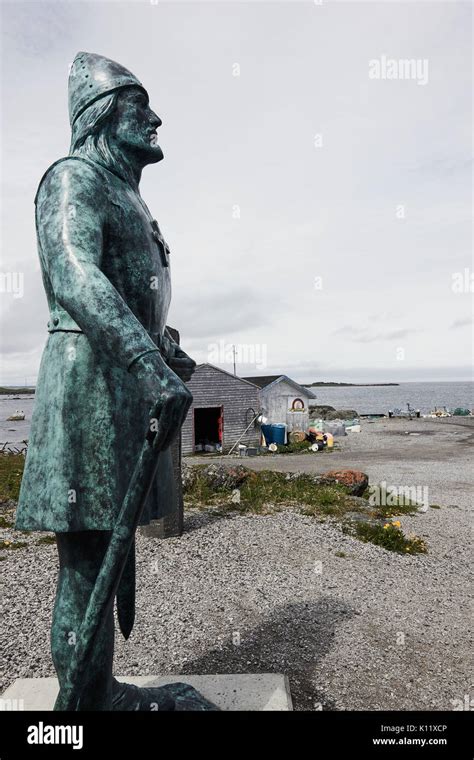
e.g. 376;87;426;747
150;220;170;267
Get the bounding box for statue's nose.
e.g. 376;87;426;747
150;112;162;128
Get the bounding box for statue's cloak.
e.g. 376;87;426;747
16;156;177;532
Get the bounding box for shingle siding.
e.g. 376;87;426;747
182;364;260;454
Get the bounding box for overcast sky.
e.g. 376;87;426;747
0;0;472;385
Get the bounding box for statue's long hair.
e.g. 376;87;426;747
69;92;119;168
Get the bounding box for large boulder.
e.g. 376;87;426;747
181;462;197;492
182;462;253;492
324;409;359;421
320;469;369;497
308;404;336;419
204;463;252;490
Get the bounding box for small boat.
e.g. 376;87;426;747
388;403;420;419
7;409;25;421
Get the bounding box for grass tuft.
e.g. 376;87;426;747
36;535;56;546
364;487;422;518
0;539;28;550
262;439;336;455
0;453;25;502
186;469;353;516
343;521;427;554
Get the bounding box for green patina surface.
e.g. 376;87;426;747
13;51;215;712
15;151;175;533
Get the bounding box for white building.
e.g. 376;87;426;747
242;375;317;433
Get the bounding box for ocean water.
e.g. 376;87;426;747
307;381;474;416
0;396;35;447
0;382;473;445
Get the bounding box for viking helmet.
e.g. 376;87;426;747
68;52;148;126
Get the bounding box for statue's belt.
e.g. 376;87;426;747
47;312;167;356
47;311;82;333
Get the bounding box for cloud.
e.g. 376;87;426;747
333;326;363;337
450;316;473;329
333;326;421;343
2;2;82;58
408;156;473;180
0;1;472;384
0;268;49;356
168;286;291;342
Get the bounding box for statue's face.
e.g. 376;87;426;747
110;87;163;164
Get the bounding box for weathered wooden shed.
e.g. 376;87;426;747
241;375;317;434
182;363;261;454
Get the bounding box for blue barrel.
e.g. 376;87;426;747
261;424;274;445
272;424;286;445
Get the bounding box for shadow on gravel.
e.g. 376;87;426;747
181;599;354;711
182;510;238;533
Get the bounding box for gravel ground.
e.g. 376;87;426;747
1;417;472;710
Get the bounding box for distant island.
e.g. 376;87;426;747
0;386;36;395
303;382;399;387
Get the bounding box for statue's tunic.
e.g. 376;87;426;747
16;156;176;532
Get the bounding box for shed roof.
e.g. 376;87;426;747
194;363;263;389
240;375;282;389
242;374;317;399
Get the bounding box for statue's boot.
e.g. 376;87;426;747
159;682;221;711
111;678;220;711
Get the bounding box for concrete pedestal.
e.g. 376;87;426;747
1;674;292;711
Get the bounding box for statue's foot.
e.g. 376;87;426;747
160;681;220;711
112;680;174;711
111;679;220;711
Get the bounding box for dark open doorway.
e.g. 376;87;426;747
193;406;223;452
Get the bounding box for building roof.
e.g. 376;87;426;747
242;374;317;399
194;363;263;389
240;375;283;389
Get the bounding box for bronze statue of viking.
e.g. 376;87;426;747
15;52;217;711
